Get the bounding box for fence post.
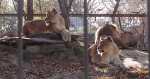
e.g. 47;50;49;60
17;0;24;79
147;0;150;78
83;0;90;79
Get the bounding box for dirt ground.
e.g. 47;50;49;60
0;45;149;79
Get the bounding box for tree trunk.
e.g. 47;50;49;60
58;0;73;30
112;0;120;23
27;0;33;20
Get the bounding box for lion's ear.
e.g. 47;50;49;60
51;8;57;15
47;8;57;16
46;10;51;17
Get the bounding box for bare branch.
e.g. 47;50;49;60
0;0;3;6
67;0;74;12
12;0;17;12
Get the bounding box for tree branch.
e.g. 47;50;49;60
58;0;70;29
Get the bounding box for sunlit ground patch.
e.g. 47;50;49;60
94;66;110;73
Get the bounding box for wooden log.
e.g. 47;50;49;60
0;37;64;45
25;32;81;41
0;33;81;46
26;32;62;40
24;38;65;45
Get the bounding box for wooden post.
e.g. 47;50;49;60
27;0;33;20
17;0;24;79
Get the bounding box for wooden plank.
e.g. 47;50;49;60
26;32;62;39
26;32;81;41
0;37;64;44
0;33;81;46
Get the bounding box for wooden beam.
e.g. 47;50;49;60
0;33;81;46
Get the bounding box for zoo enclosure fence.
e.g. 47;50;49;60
0;0;149;79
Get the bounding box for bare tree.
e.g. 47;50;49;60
71;0;84;13
58;0;73;29
0;0;3;6
112;0;120;23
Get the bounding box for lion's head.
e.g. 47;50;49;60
99;23;122;38
97;35;118;55
45;8;71;42
45;8;66;32
45;8;58;24
89;35;122;67
95;23;127;48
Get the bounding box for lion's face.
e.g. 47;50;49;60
97;35;114;55
45;8;66;32
95;35;121;66
45;8;58;25
89;35;123;67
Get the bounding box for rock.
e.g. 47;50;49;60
121;49;148;68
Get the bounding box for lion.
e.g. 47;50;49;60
120;31;137;47
95;23;128;48
23;8;71;42
89;35;124;68
120;25;144;49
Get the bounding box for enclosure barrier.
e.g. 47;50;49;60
83;0;90;79
16;0;24;79
147;0;150;78
0;0;149;79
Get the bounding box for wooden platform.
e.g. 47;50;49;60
0;32;81;47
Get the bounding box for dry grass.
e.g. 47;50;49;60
97;76;114;79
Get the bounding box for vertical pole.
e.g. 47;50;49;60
17;0;24;79
147;0;150;77
83;0;90;79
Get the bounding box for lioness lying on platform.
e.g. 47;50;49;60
23;8;71;42
89;35;124;68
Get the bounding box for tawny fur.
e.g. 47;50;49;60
89;35;124;67
120;25;144;48
94;23;126;48
23;8;71;42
